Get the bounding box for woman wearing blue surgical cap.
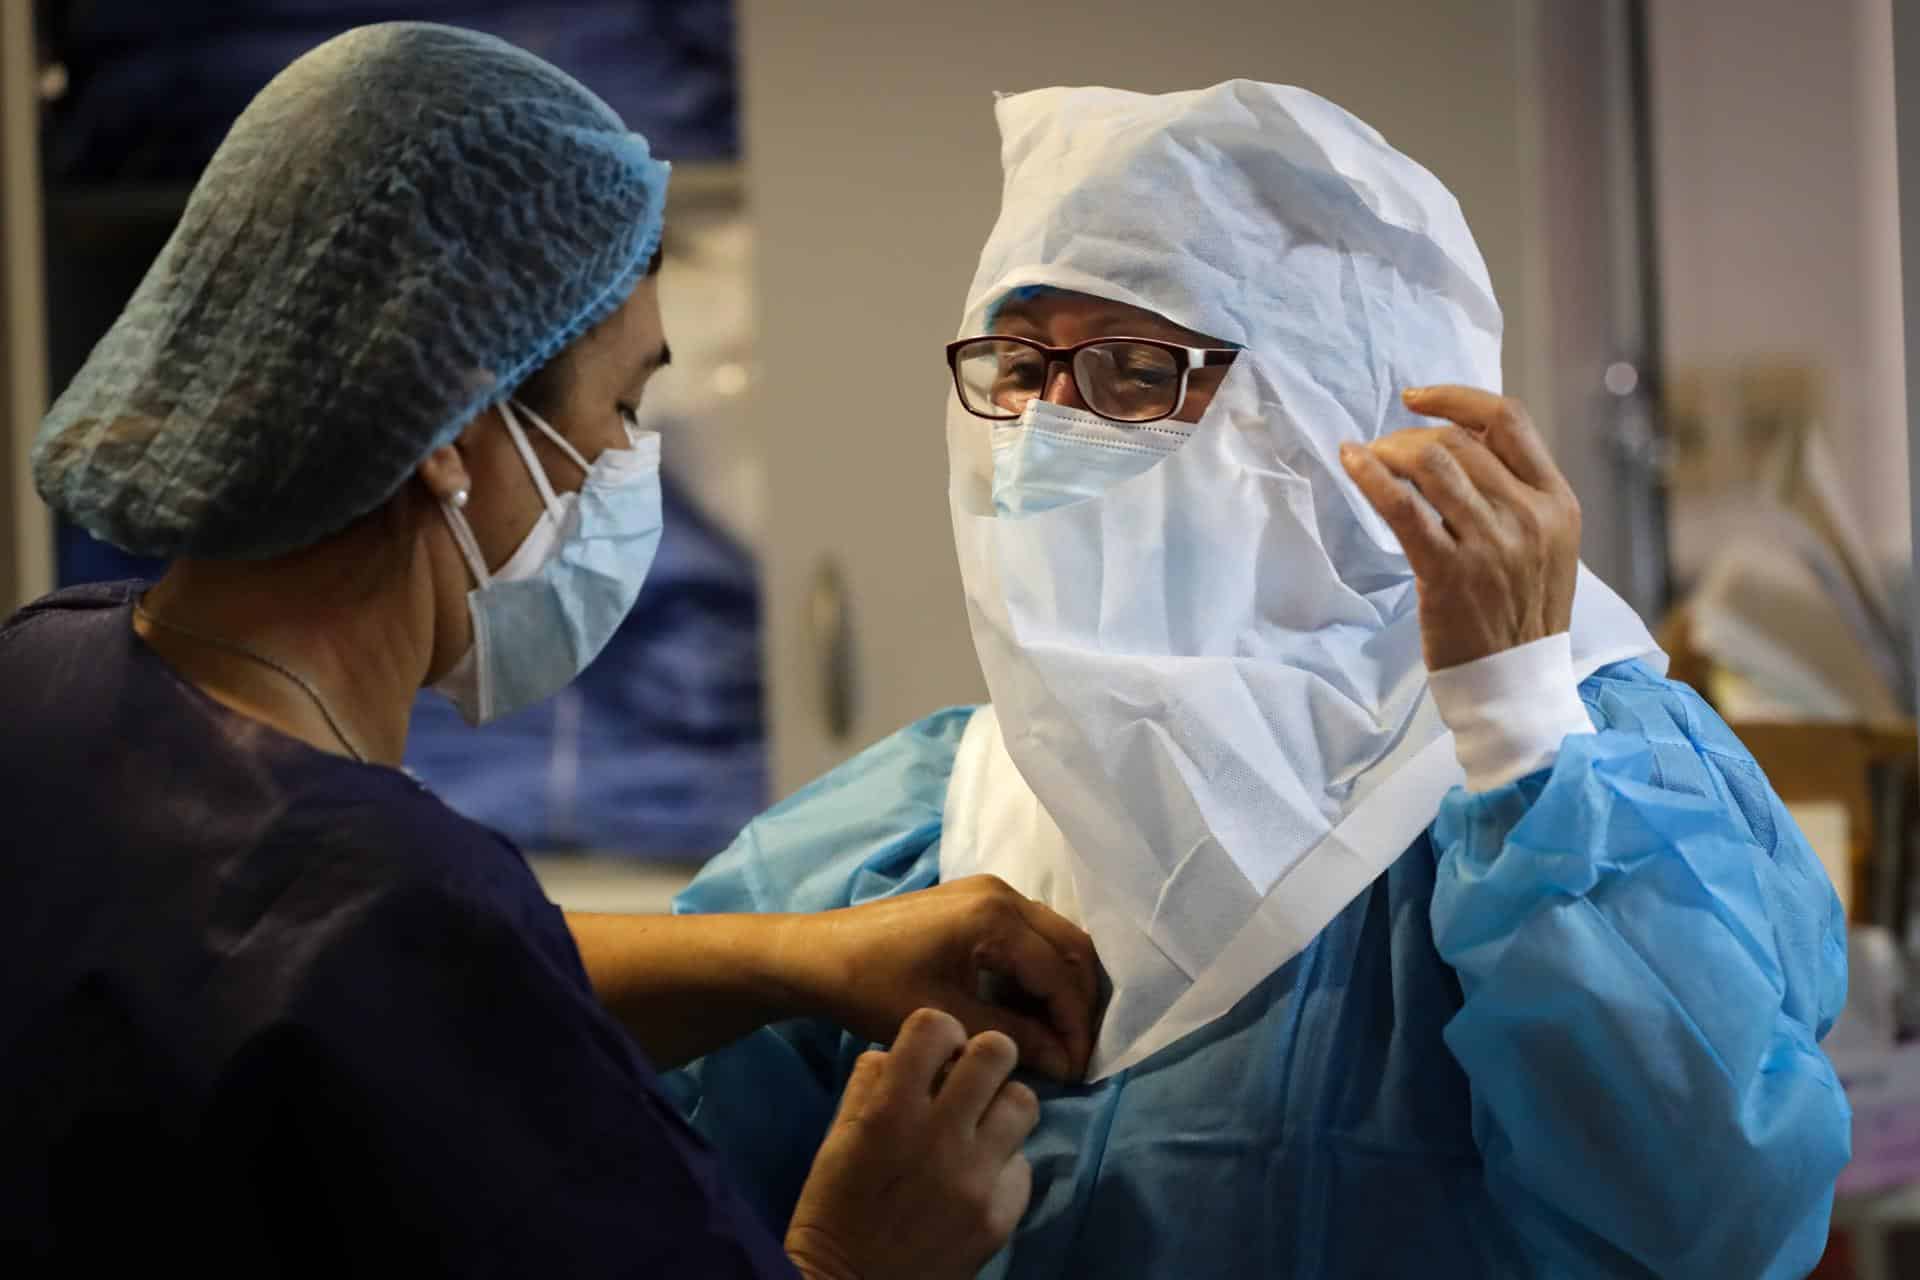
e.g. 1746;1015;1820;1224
0;25;1103;1278
668;84;1851;1278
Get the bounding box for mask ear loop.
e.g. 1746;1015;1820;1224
438;399;609;592
433;496;496;725
617;406;646;448
438;496;493;589
497;399;576;522
507;399;595;479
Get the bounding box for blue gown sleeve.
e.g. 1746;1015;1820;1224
662;708;976;1233
1429;660;1851;1279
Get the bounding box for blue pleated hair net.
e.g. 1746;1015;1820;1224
33;22;670;560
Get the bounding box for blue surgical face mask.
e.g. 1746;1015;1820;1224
433;400;663;726
991;400;1192;517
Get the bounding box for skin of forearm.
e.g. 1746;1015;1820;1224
564;910;827;1069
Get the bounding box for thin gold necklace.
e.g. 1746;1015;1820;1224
133;602;370;764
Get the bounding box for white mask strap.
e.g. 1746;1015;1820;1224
617;407;646;449
496;400;567;514
507;398;596;480
438;500;492;588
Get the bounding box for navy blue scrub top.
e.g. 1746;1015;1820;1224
0;584;794;1277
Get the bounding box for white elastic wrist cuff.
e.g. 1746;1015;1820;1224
1428;632;1596;793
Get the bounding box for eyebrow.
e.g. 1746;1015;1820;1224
990;304;1043;332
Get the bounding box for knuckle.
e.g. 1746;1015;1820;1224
957;871;1010;899
968;1029;1020;1070
1000;1082;1041;1127
903;1006;964;1045
1414;442;1455;477
967;883;1020;923
1495;398;1525;432
844;1052;893;1114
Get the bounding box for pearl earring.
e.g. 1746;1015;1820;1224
451;488;470;511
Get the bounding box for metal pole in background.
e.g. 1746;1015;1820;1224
0;2;52;609
1532;0;1669;622
1611;0;1671;619
1900;0;1920;711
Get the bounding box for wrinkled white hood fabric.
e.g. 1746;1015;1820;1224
942;82;1663;1079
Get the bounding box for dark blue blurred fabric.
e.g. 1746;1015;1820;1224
39;1;738;180
57;521;163;585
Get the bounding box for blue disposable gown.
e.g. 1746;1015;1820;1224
666;661;1850;1278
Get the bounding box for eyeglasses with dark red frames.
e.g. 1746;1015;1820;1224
945;334;1239;425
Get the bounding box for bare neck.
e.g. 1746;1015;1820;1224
135;525;435;767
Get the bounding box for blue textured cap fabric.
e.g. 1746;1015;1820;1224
33;22;670;560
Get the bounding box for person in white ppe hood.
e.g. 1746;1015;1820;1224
666;81;1850;1279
